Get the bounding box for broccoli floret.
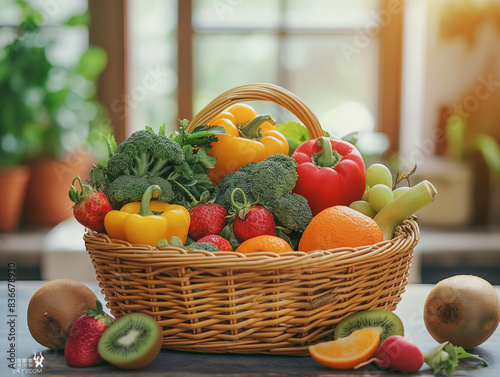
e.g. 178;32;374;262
106;129;193;182
241;153;298;202
185;242;219;252
269;192;313;232
213;154;298;208
213;154;312;232
156;237;220;252
107;175;175;209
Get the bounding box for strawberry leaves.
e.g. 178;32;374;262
88;300;114;327
69;175;112;233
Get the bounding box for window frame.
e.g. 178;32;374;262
89;0;129;144
90;0;403;152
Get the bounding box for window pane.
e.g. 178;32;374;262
127;0;177;134
193;0;281;29
283;34;378;137
0;0;88;62
192;0;379;137
193;33;279;113
0;0;87;25
29;0;87;25
39;26;89;68
285;0;380;29
0;1;22;24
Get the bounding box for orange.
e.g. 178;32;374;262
235;235;293;254
298;205;383;252
309;329;380;370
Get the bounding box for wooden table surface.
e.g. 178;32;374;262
1;280;498;376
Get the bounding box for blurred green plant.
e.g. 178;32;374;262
446;114;500;175
0;0;110;168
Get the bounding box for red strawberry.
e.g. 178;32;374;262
197;235;233;251
230;188;276;242
233;206;276;242
64;301;113;367
189;203;228;240
69;175;112;233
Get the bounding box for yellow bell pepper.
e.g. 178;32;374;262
206;105;289;185
104;185;190;246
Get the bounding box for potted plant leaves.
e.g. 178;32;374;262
0;0;111;229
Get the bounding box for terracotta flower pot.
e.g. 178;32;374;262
0;165;31;232
23;152;94;228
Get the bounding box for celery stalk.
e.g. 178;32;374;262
373;180;437;240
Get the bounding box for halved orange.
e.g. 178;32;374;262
309;329;380;370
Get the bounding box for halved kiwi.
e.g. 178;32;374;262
98;313;162;369
334;310;404;346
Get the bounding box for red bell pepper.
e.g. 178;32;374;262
291;137;366;216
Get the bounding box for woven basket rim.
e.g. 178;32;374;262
84;218;419;264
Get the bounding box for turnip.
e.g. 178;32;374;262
355;335;424;372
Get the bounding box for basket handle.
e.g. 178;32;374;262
187;83;325;139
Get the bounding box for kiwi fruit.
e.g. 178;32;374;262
334;310;404;346
98;313;162;369
27;279;98;350
424;274;500;349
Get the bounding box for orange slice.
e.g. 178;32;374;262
309;329;380;370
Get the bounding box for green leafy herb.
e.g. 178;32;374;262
169;120;226;148
423;341;488;376
168;120;226;204
275;122;311;154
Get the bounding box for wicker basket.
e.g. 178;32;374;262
85;83;419;356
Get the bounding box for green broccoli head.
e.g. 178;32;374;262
185;242;220;252
213;153;298;209
106;129;193;181
239;153;298;201
213;153;312;232
212;170;248;211
269;192;313;232
107;175;175;209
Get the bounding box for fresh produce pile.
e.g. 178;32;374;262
70;103;437;252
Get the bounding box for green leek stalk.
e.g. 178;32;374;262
374;180;437;240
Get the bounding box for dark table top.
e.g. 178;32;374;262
1;280;498;376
